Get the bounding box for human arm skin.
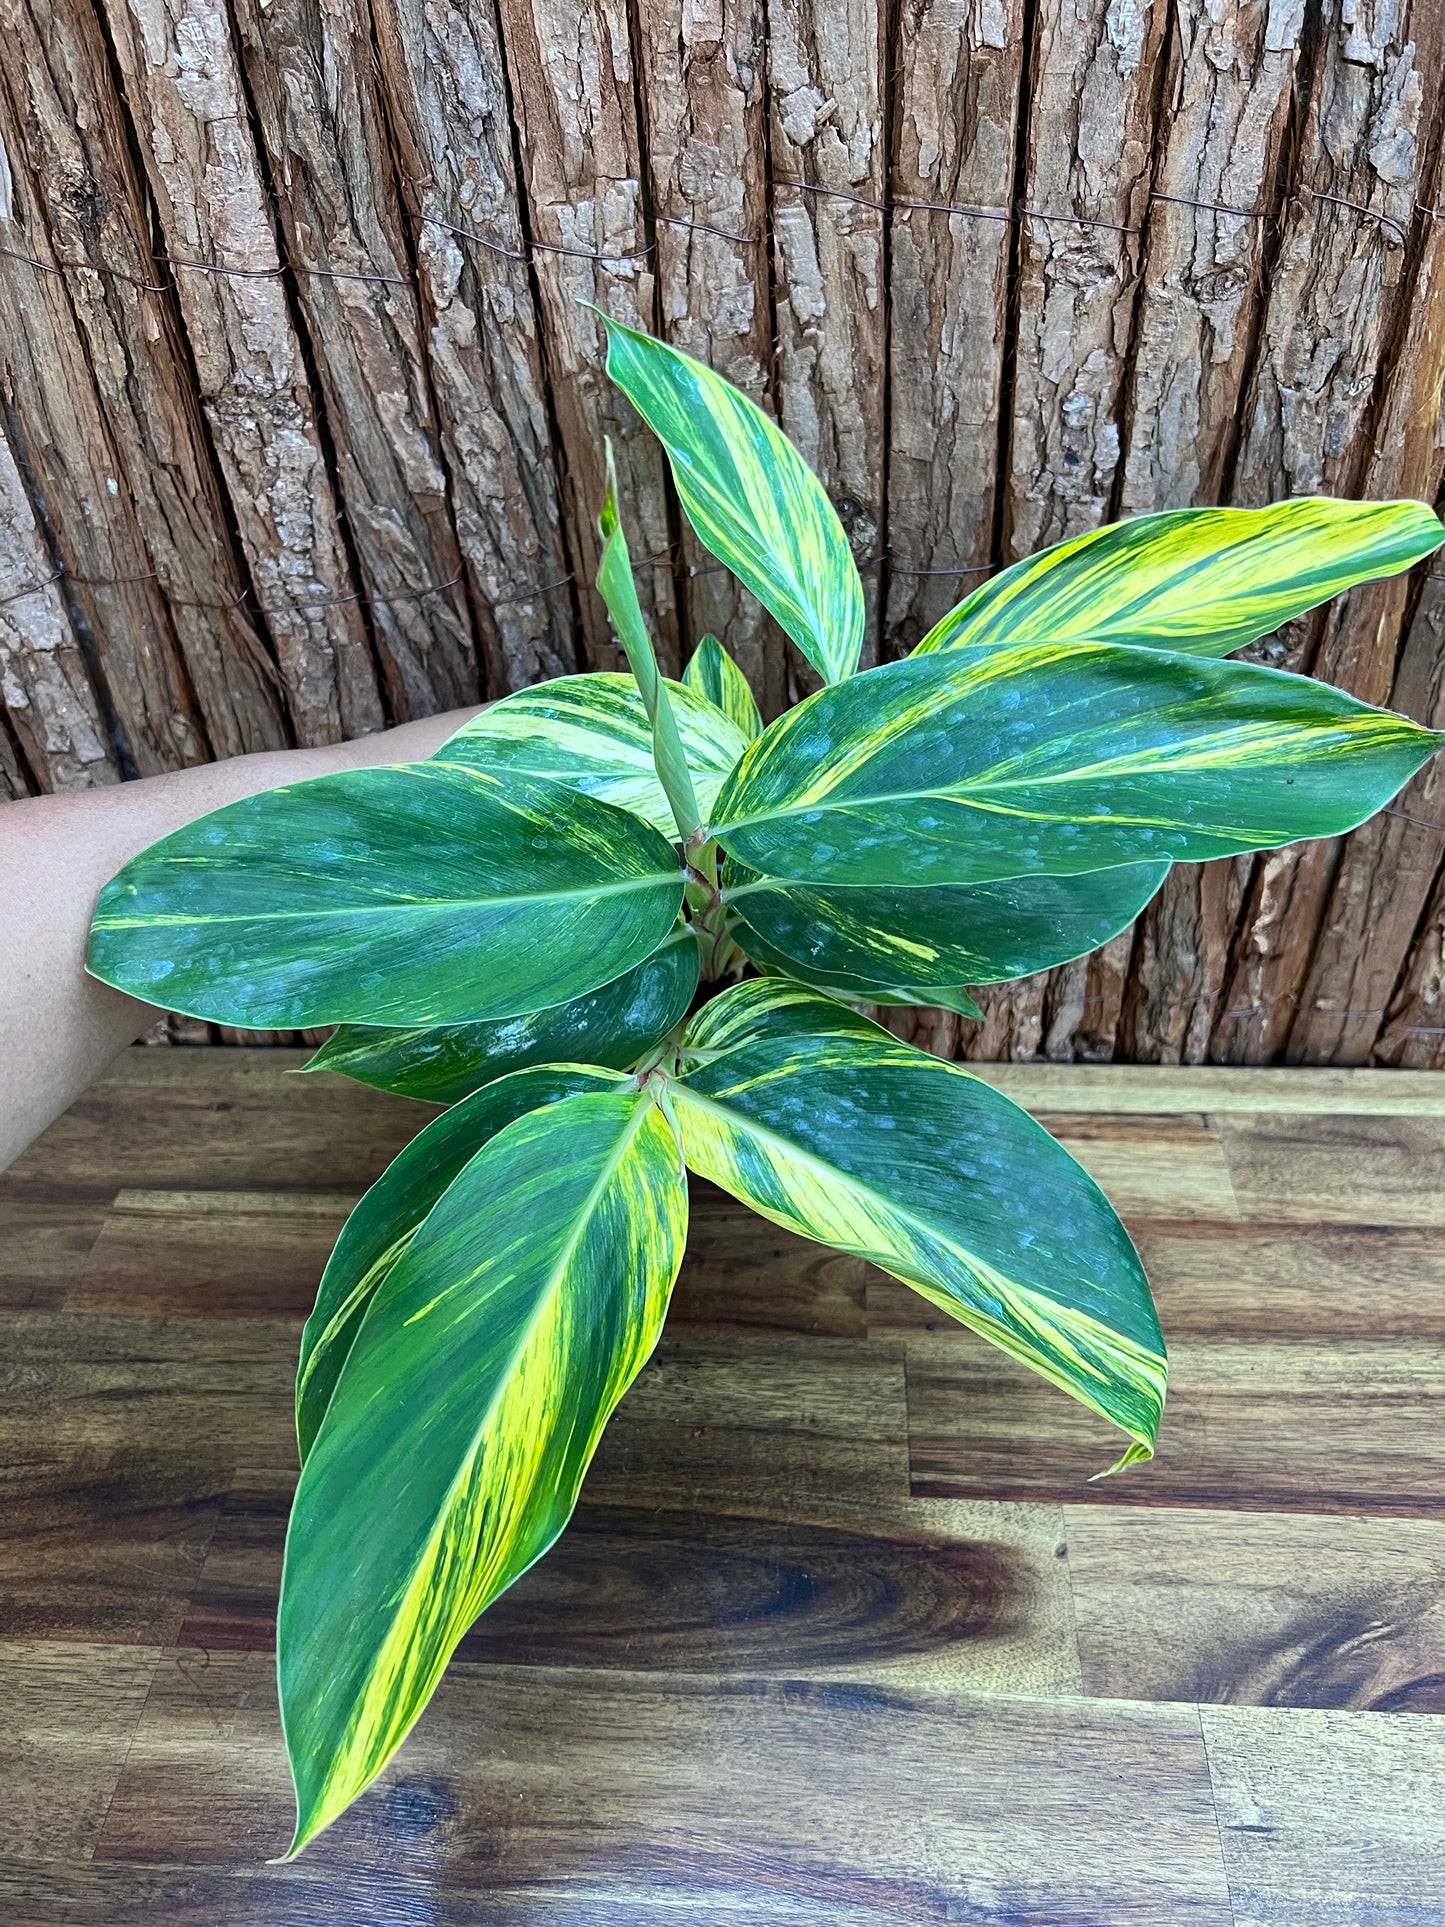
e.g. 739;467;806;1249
0;707;482;1173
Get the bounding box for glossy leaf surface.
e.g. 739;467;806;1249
710;645;1443;886
306;933;698;1105
281;1086;687;1852
676;981;1164;1463
600;313;863;683
916;498;1445;659
684;635;763;741
89;764;684;1028
724;857;1168;988
433;673;748;838
295;1066;623;1461
730;914;984;1017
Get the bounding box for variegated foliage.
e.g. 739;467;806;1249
83;316;1445;1854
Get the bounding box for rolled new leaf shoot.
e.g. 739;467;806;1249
596;440;701;841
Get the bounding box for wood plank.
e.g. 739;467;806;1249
0;1446;225;1645
1067;1504;1445;1713
72;1190;356;1320
896;1218;1445;1513
584;1330;911;1507
0;1049;432;1199
0;1642;158;1862
885;0;1024;653
182;1482;1080;1699
0;1198;109;1308
972;1062;1445;1114
1048;1115;1241;1220
1217;1113;1445;1224
98;0;385;746
1202;1703;1445;1925
94;1652;1234;1919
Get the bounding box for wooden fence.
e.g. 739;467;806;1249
2;0;1444;1066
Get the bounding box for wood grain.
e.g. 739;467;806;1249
1202;1704;1445;1925
768;0;887;668
1069;1505;1445;1713
6;1050;1445;1915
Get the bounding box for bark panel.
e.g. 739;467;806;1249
99;0;383;745
230;0;480;719
886;0;1025;653
495;0;677;671
369;0;574;693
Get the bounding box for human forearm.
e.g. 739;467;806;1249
0;706;481;1171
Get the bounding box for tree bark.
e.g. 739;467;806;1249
230;0;480;719
369;0;575;694
0;0;289;765
768;0;887;672
886;0;1024;654
99;0;384;746
1214;0;1445;1062
635;0;782;710
495;0;678;671
1003;0;1166;559
0;427;117;791
1118;0;1302;514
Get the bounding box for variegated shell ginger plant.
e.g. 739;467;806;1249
88;313;1445;1852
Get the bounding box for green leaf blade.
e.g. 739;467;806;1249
684;635;763;741
599;314;864;683
306;933;699;1105
725;858;1168;988
293;1065;627;1462
433;672;749;837
88;764;685;1028
710;644;1444;886
915;498;1445;659
675;982;1164;1462
280;1085;688;1854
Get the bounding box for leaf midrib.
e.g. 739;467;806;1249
96;871;684;928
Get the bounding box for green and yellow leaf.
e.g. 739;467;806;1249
598;312;864;683
676;981;1164;1466
88;764;684;1029
915;497;1445;660
710;643;1444;887
306;930;698;1105
723;857;1168;988
294;1066;625;1460
684;635;763;741
280;1084;687;1853
730;912;984;1018
432;673;749;838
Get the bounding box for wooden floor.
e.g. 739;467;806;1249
3;1050;1444;1924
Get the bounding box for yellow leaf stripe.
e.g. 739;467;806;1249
675;983;1165;1464
433;672;748;838
684;635;763;742
915;497;1445;659
279;1087;687;1853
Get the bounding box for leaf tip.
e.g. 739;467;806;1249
1088;1436;1156;1482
